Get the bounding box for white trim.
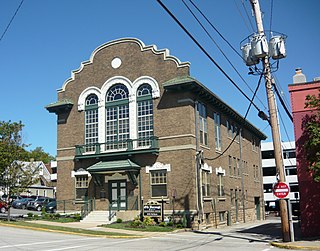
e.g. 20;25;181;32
71;170;91;177
201;163;212;173
159;134;195;140
216;166;226;176
78;87;101;111
146;162;171;173
159;144;196;152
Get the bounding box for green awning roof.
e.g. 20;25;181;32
45;99;73;114
87;159;140;173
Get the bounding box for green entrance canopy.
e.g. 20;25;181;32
87;159;140;174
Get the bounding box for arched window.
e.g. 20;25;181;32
85;94;99;152
137;84;153;147
106;84;129;150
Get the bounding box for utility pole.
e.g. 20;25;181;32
249;0;290;242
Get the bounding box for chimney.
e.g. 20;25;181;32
293;68;306;84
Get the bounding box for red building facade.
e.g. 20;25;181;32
288;69;320;238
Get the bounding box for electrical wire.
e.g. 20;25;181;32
272;81;293;122
185;0;267;110
157;0;262;113
273;74;291;110
269;0;274;37
205;73;264;161
241;0;256;32
0;0;24;43
233;0;253;33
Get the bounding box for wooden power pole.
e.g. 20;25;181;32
250;0;291;242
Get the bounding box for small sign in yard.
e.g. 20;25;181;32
143;201;162;217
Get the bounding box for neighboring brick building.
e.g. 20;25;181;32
288;69;320;238
46;38;266;227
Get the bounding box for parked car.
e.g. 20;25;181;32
12;198;34;209
27;197;56;211
0;200;8;213
45;200;57;213
1;195;23;203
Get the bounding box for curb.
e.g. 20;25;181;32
0;222;143;239
270;241;320;250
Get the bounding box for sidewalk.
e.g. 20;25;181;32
199;217;320;250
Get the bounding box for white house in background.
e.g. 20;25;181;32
261;141;300;215
19;161;55;198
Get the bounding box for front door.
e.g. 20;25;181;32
109;180;127;210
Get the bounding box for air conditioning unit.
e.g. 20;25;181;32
269;35;286;60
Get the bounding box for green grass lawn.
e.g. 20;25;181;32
0;220;137;237
101;222;176;232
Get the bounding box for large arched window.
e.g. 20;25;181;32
137;84;153;147
85;94;99;152
106;84;129;150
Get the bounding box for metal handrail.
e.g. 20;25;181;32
80;199;95;219
108;196;126;221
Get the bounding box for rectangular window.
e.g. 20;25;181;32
202;170;211;197
233;157;237;176
219;211;225;222
234;125;239;142
85;109;99;152
237;158;240;176
285;166;297;176
214;113;222;151
230;189;234;205
137;100;154;147
197;102;208;146
217;173;224;196
150;170;167;197
228;156;232;176
75;175;89;200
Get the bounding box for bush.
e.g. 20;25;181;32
27;212;33;218
72;213;80;221
130;217;143;228
159;221;166;227
143;216;156;226
166;221;173;227
116;218;123;223
176;223;183;228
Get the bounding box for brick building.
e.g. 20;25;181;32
46;38;266;227
288;69;320;237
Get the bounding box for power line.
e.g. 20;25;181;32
272;80;293;122
269;0;274;37
157;0;262;113
205;73;264;161
241;0;255;32
233;0;253;33
0;0;24;43
183;0;267;110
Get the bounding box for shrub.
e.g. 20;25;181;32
72;213;81;221
130;217;143;228
159;221;166;227
116;218;123;223
143;216;156;226
27;212;33;218
166;221;173;227
176;223;183;228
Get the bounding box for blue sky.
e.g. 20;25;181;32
1;0;319;157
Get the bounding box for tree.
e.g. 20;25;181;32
302;89;320;182
28;147;55;164
0;121;40;220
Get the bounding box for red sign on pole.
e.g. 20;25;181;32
273;182;290;199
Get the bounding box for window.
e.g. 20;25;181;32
75;175;89;200
285;166;297;176
237;158;240;176
85;94;99;152
263;184;273;193
202;170;211;197
228;156;232;176
219;212;225;222
262;150;274;159
234;125;239;142
263;167;277;176
230;189;234;205
217;173;224;196
106;84;130;150
76;175;89;188
150;170;167;197
290;183;299;192
283;149;296;159
233;157;237;176
137;84;154;147
197;102;208;146
214;113;222;151
253;165;260;180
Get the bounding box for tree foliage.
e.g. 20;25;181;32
303;90;320;182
